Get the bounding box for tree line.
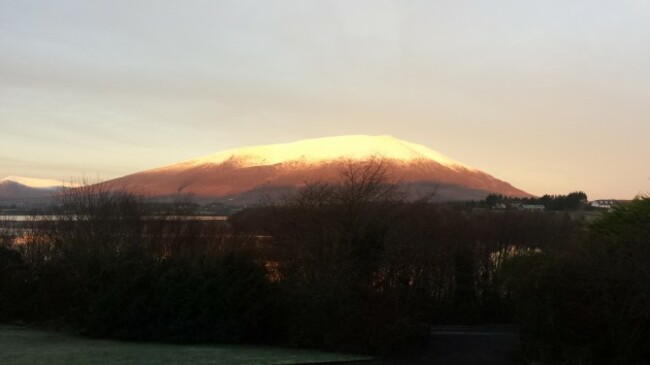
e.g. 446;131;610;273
1;160;648;363
480;191;589;210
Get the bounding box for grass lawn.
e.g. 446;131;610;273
0;325;372;365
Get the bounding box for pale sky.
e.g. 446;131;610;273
1;0;649;199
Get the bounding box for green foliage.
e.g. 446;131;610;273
591;195;650;244
507;197;650;364
483;191;588;210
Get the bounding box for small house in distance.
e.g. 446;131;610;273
590;200;617;210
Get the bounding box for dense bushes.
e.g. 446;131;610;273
85;253;273;343
0;186;276;345
0;246;27;321
506;196;650;364
231;161;579;355
8;163;642;360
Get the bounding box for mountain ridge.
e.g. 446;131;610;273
0;180;57;202
100;135;530;203
1;176;72;189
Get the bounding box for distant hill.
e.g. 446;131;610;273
0;180;55;203
100;135;530;203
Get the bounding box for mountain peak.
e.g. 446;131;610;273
2;176;76;188
0;175;79;189
170;135;472;170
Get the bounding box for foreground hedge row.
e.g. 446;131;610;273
1;171;648;363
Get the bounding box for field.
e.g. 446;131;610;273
0;325;372;365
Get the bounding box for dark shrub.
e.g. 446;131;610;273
84;252;275;343
507;197;650;364
0;246;28;321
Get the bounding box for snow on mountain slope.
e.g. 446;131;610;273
1;176;76;188
167;135;472;171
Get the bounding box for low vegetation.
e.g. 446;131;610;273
0;325;369;365
1;161;648;364
506;196;650;364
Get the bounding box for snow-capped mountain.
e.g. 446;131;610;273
174;135;470;170
101;135;530;203
1;176;71;189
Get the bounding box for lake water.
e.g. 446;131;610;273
0;215;228;222
0;215;35;222
0;215;230;243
